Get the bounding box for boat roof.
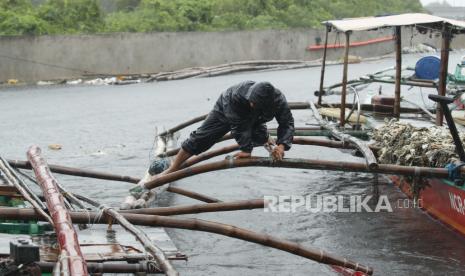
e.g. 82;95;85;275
324;13;465;33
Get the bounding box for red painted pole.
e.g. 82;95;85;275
27;146;88;276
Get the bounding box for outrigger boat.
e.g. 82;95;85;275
3;12;465;276
316;13;465;237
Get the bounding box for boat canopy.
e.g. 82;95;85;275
324;13;465;33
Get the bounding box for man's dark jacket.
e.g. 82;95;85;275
213;81;294;152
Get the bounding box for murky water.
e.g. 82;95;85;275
1;52;465;275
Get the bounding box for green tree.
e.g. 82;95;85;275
38;0;104;34
0;0;48;35
0;0;425;35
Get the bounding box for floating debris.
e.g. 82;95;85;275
372;119;460;167
146;59;324;82
66;79;83;85
48;144;62;150
402;43;437;54
37;80;55;86
338;55;362;64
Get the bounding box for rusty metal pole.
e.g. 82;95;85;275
394;26;402;119
436;23;451;126
340;31;351;127
318;25;330;105
26;146;88;276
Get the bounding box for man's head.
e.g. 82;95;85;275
246;82;275;110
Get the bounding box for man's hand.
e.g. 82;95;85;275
271;144;285;161
234;151;252;159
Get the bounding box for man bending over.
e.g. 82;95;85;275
159;80;295;176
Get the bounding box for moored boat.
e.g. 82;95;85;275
317;13;465;241
390;176;465;235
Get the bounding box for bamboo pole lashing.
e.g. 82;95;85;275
0;207;373;275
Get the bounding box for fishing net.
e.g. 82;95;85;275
148;158;170;175
371;119;461;168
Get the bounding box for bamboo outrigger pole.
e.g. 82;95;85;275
157;102;311;137
7;159;139;183
393;26;402;119
9;137;378;191
141;157;453;191
0;208;373;275
166;186;221;203
310;102;378;169
318;24;330;105
158;114;208;137
26;147;177;276
158;129;370;159
120;199;265;216
81;203;178;276
26;146;88;276
436;23;452;126
37;262;161;274
7;159;221;203
0;158;53;225
340;31;351;127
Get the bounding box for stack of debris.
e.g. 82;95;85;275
146;59;325;82
372;119;460;167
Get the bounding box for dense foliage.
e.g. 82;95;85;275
0;0;423;35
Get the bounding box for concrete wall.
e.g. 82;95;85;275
1;28;464;82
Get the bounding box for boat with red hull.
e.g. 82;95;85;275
390;176;465;236
316;13;465;275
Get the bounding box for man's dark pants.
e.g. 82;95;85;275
182;111;268;155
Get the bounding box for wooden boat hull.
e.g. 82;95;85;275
390;175;465;235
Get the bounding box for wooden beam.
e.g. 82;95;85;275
318;25;330;105
340;31;351;127
394;26;402;118
436;23;452;126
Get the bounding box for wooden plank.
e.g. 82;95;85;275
0;185;21;197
